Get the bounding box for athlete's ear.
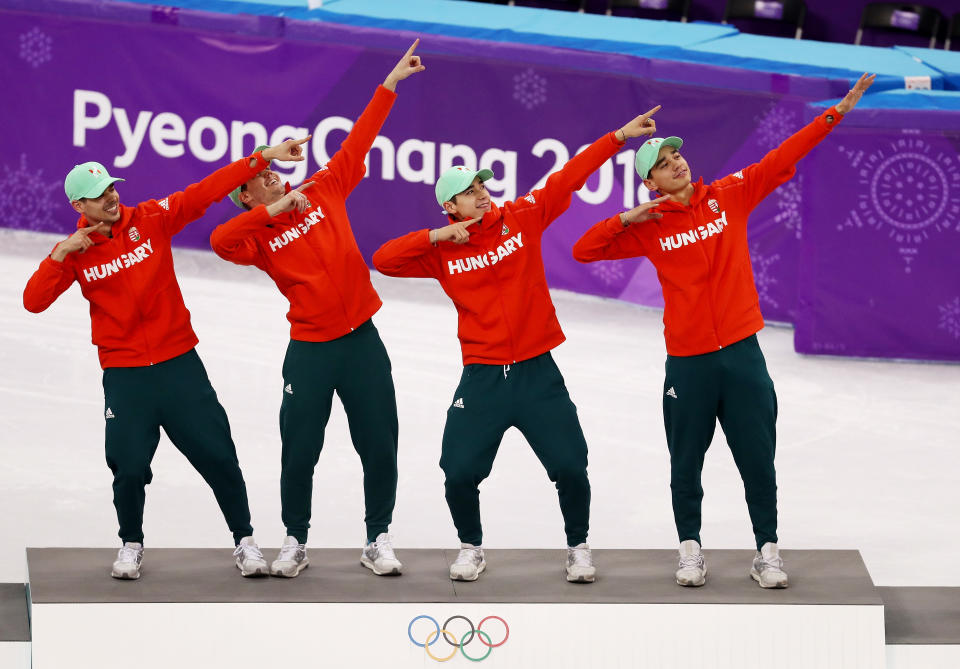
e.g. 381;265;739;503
442;200;457;216
642;177;658;192
238;190;254;207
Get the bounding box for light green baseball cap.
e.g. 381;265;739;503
64;162;124;201
229;145;271;209
435;165;494;207
634;136;683;179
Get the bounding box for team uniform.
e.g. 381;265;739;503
574;106;846;585
373;131;627;581
23;154;271;576
210;86;400;571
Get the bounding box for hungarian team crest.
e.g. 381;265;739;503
502;224;510;235
707;199;720;214
128;226;141;242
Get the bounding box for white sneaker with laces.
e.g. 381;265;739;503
566;543;596;583
111;542;143;580
271;536;309;578
751;542;789;589
361;532;402;576
449;543;486;581
676;539;707;587
233;536;268;577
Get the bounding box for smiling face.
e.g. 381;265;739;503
442;177;491;221
238;169;286;209
643;146;692;195
71;184;121;224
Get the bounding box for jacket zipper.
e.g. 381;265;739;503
693;209;722;350
116;234;155;364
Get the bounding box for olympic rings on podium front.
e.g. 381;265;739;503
408;614;509;662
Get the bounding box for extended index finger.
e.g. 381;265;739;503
640;105;662;120
463;216;483;226
291;135;312;146
404;38;420;58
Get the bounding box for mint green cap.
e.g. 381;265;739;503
634;136;683;179
64;162;124;201
229;145;271;209
435;165;494;207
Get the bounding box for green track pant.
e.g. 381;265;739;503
440;352;590;547
102;348;254;545
663;334;778;551
279;320;399;545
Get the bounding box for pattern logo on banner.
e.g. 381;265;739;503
838;135;960;274
513;68;547;111
408;614;509;663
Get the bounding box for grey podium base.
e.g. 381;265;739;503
880;586;960;645
0;583;30;641
27;547;879;605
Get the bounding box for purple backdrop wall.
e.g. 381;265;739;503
3;4;958;360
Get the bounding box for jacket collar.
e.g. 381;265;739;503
76;205;135;243
655;178;708;211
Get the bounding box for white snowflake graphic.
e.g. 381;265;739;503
772;175;802;239
513;69;547;111
938;297;960;339
750;245;780;309
19;27;52;68
754;104;799;152
590;259;626;286
0;154;61;232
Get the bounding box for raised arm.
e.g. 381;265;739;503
534;106;661;227
324;40;425;198
573;197;667;262
729;73;875;208
210;185;311;266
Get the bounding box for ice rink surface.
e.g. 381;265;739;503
2;228;957;585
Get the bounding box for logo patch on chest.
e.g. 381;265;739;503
128;226;140;242
707;199;719;214
501;224;510;236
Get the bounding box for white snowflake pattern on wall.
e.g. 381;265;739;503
19;27;53;68
939;297;960;339
750;245;780;309
513;68;547;111
589;259;626;286
772;175;802;239
753;104;799;152
0;155;61;232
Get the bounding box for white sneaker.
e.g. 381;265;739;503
361;532;402;576
676;539;707;587
111;542;143;580
751;542;789;589
449;543;486;581
233;536;268;577
271;536;309;578
566;543;596;583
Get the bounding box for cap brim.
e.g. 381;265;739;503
76;176;124;200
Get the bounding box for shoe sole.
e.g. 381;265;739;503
360;556;402;576
111;570;140;580
676;567;707;587
271;560;309;578
566;572;596;583
450;560;486;582
750;568;788;589
237;562;269;578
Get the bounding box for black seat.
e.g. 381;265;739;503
855;3;943;49
721;0;806;39
606;0;691;23
946;11;959;50
513;0;586;11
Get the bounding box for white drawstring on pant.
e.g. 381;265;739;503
503;364;511;379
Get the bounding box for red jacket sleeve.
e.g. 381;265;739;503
210;205;270;266
573;215;648;262
716;106;843;210
372;229;441;279
322;85;397;200
522;132;624;232
23;253;76;313
153;151;270;237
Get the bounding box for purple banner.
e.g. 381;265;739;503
796;108;960;361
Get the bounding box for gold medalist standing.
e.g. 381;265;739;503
374;107;662;583
211;43;425;578
574;74;875;588
23;139;311;579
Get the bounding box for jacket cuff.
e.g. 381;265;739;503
822;105;843;127
43;254;68;269
603;214;627;235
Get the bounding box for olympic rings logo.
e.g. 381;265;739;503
408;614;509;662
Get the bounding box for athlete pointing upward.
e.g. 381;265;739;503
211;42;425;578
23;135;311;579
374;106;661;583
574;73;875;588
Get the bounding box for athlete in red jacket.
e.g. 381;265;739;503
211;42;425;578
23;137;310;580
374;106;661;583
574;74;875;589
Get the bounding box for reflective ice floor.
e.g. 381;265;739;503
2;228;957;585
